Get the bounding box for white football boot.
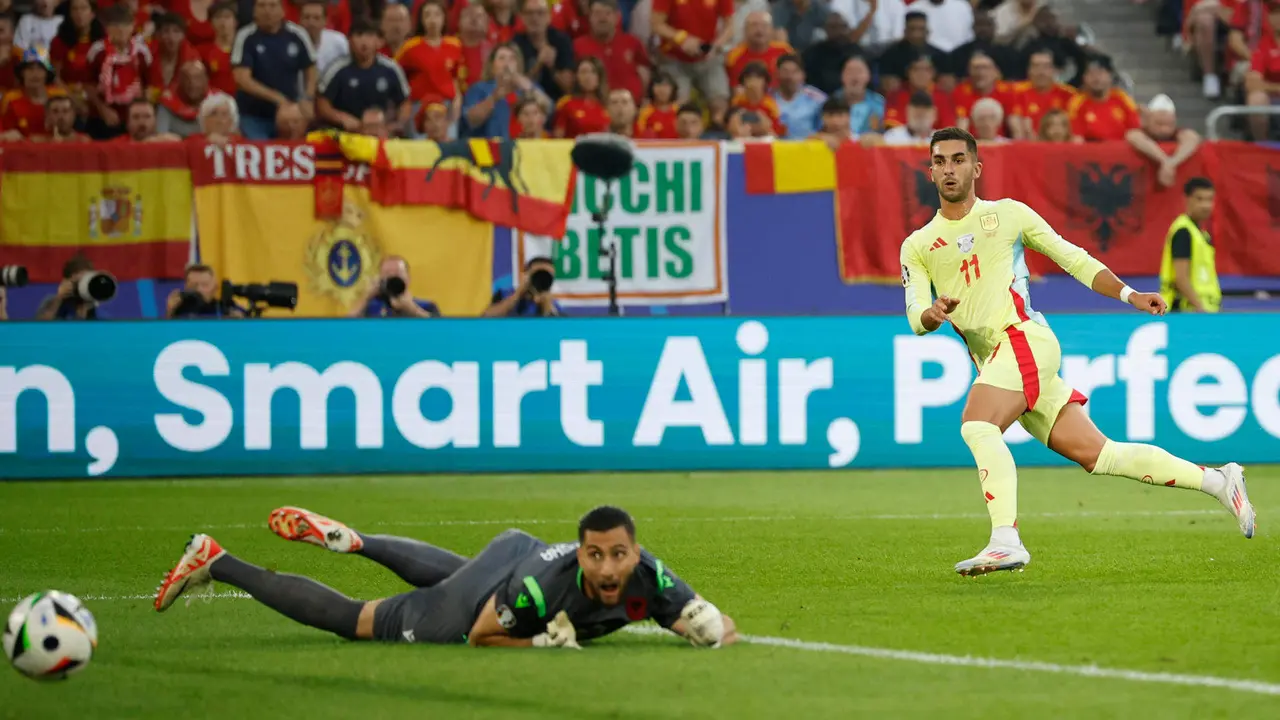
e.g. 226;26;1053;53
955;544;1031;577
1212;463;1256;539
154;534;226;612
268;507;363;552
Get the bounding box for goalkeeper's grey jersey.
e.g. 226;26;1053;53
491;542;697;641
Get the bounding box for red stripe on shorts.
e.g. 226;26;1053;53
1005;325;1041;411
1009;287;1031;322
1067;389;1089;407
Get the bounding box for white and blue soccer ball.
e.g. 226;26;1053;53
3;591;98;680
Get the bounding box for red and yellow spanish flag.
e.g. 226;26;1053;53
0;143;192;282
190;141;493;317
742;140;837;195
324;133;577;238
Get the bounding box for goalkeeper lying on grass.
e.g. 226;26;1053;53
155;505;737;650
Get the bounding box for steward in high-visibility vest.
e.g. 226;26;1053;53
1159;177;1221;312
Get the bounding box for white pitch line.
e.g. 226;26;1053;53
0;509;1222;536
619;626;1280;698
2;590;1272;698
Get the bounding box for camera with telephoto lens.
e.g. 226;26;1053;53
172;289;216;317
72;271;117;303
221;280;298;317
528;268;554;294
380;276;407;302
1;265;28;287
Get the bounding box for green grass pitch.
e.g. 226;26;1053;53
1;469;1278;719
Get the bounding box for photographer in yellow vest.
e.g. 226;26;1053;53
1159;177;1221;313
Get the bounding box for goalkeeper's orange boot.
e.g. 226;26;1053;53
268;507;363;553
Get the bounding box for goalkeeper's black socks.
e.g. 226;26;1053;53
209;555;363;640
356;534;467;588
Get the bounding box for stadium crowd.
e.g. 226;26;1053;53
0;0;1194;146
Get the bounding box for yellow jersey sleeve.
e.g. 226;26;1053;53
1012;200;1107;289
901;235;934;335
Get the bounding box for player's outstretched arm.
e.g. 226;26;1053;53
1089;268;1168;315
469;594;582;649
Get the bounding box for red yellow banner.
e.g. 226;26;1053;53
746;140;1261;282
189;141;493;317
324;134;577;238
0;143;192;282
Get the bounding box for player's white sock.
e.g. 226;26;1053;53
990;524;1021;548
1200;467;1227;496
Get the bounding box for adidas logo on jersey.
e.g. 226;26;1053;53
929;238;948;252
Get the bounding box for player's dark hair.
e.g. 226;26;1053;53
930;126;980;159
185;263;215;277
154;12;187;32
1184;177;1214;195
905;10;926;23
62;254;93;279
525;255;553;269
210;0;238;18
588;0;619;11
349;19;380;36
100;4;133;26
578;506;635;543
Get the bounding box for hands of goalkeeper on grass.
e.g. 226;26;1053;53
678;598;737;648
920;295;960;332
532;611;582;649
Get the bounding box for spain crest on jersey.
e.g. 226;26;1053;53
88;184;142;240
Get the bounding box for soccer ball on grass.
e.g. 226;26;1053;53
3;591;98;680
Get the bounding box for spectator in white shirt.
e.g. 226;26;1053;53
16;0;62;51
913;0;973;53
829;0;907;52
879;90;935;145
992;0;1044;46
299;0;348;77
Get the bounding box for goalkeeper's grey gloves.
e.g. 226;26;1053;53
532;610;582;649
680;599;725;648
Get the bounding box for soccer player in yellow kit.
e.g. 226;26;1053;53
900;128;1257;576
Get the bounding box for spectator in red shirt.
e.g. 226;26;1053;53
551;0;588;38
35;95;92;141
514;94;548;137
174;0;217;47
606;85;636;136
884;53;956;129
50;0;102;118
116;98;183;141
149;13;203;100
380;3;412;59
724;11;794;92
0;14;24;95
0;51;63;139
572;0;649;103
636;70;679;138
730;61;785;136
1009;45;1077;140
399;2;462;100
953;50;1013;135
156;60;212;136
652;0;734;120
487;0;521;45
87;4;152;138
199;2;237;95
1227;0;1268;82
1066;55;1139;142
1245;2;1280;139
456;2;489;93
553;55;609;137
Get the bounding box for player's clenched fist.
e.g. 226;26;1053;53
920;295;961;332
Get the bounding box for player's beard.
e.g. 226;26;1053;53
938;174;973;204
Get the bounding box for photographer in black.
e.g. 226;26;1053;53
349;256;441;318
166;264;246;319
484;256;563;317
0;265;28;320
35;256;116;321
